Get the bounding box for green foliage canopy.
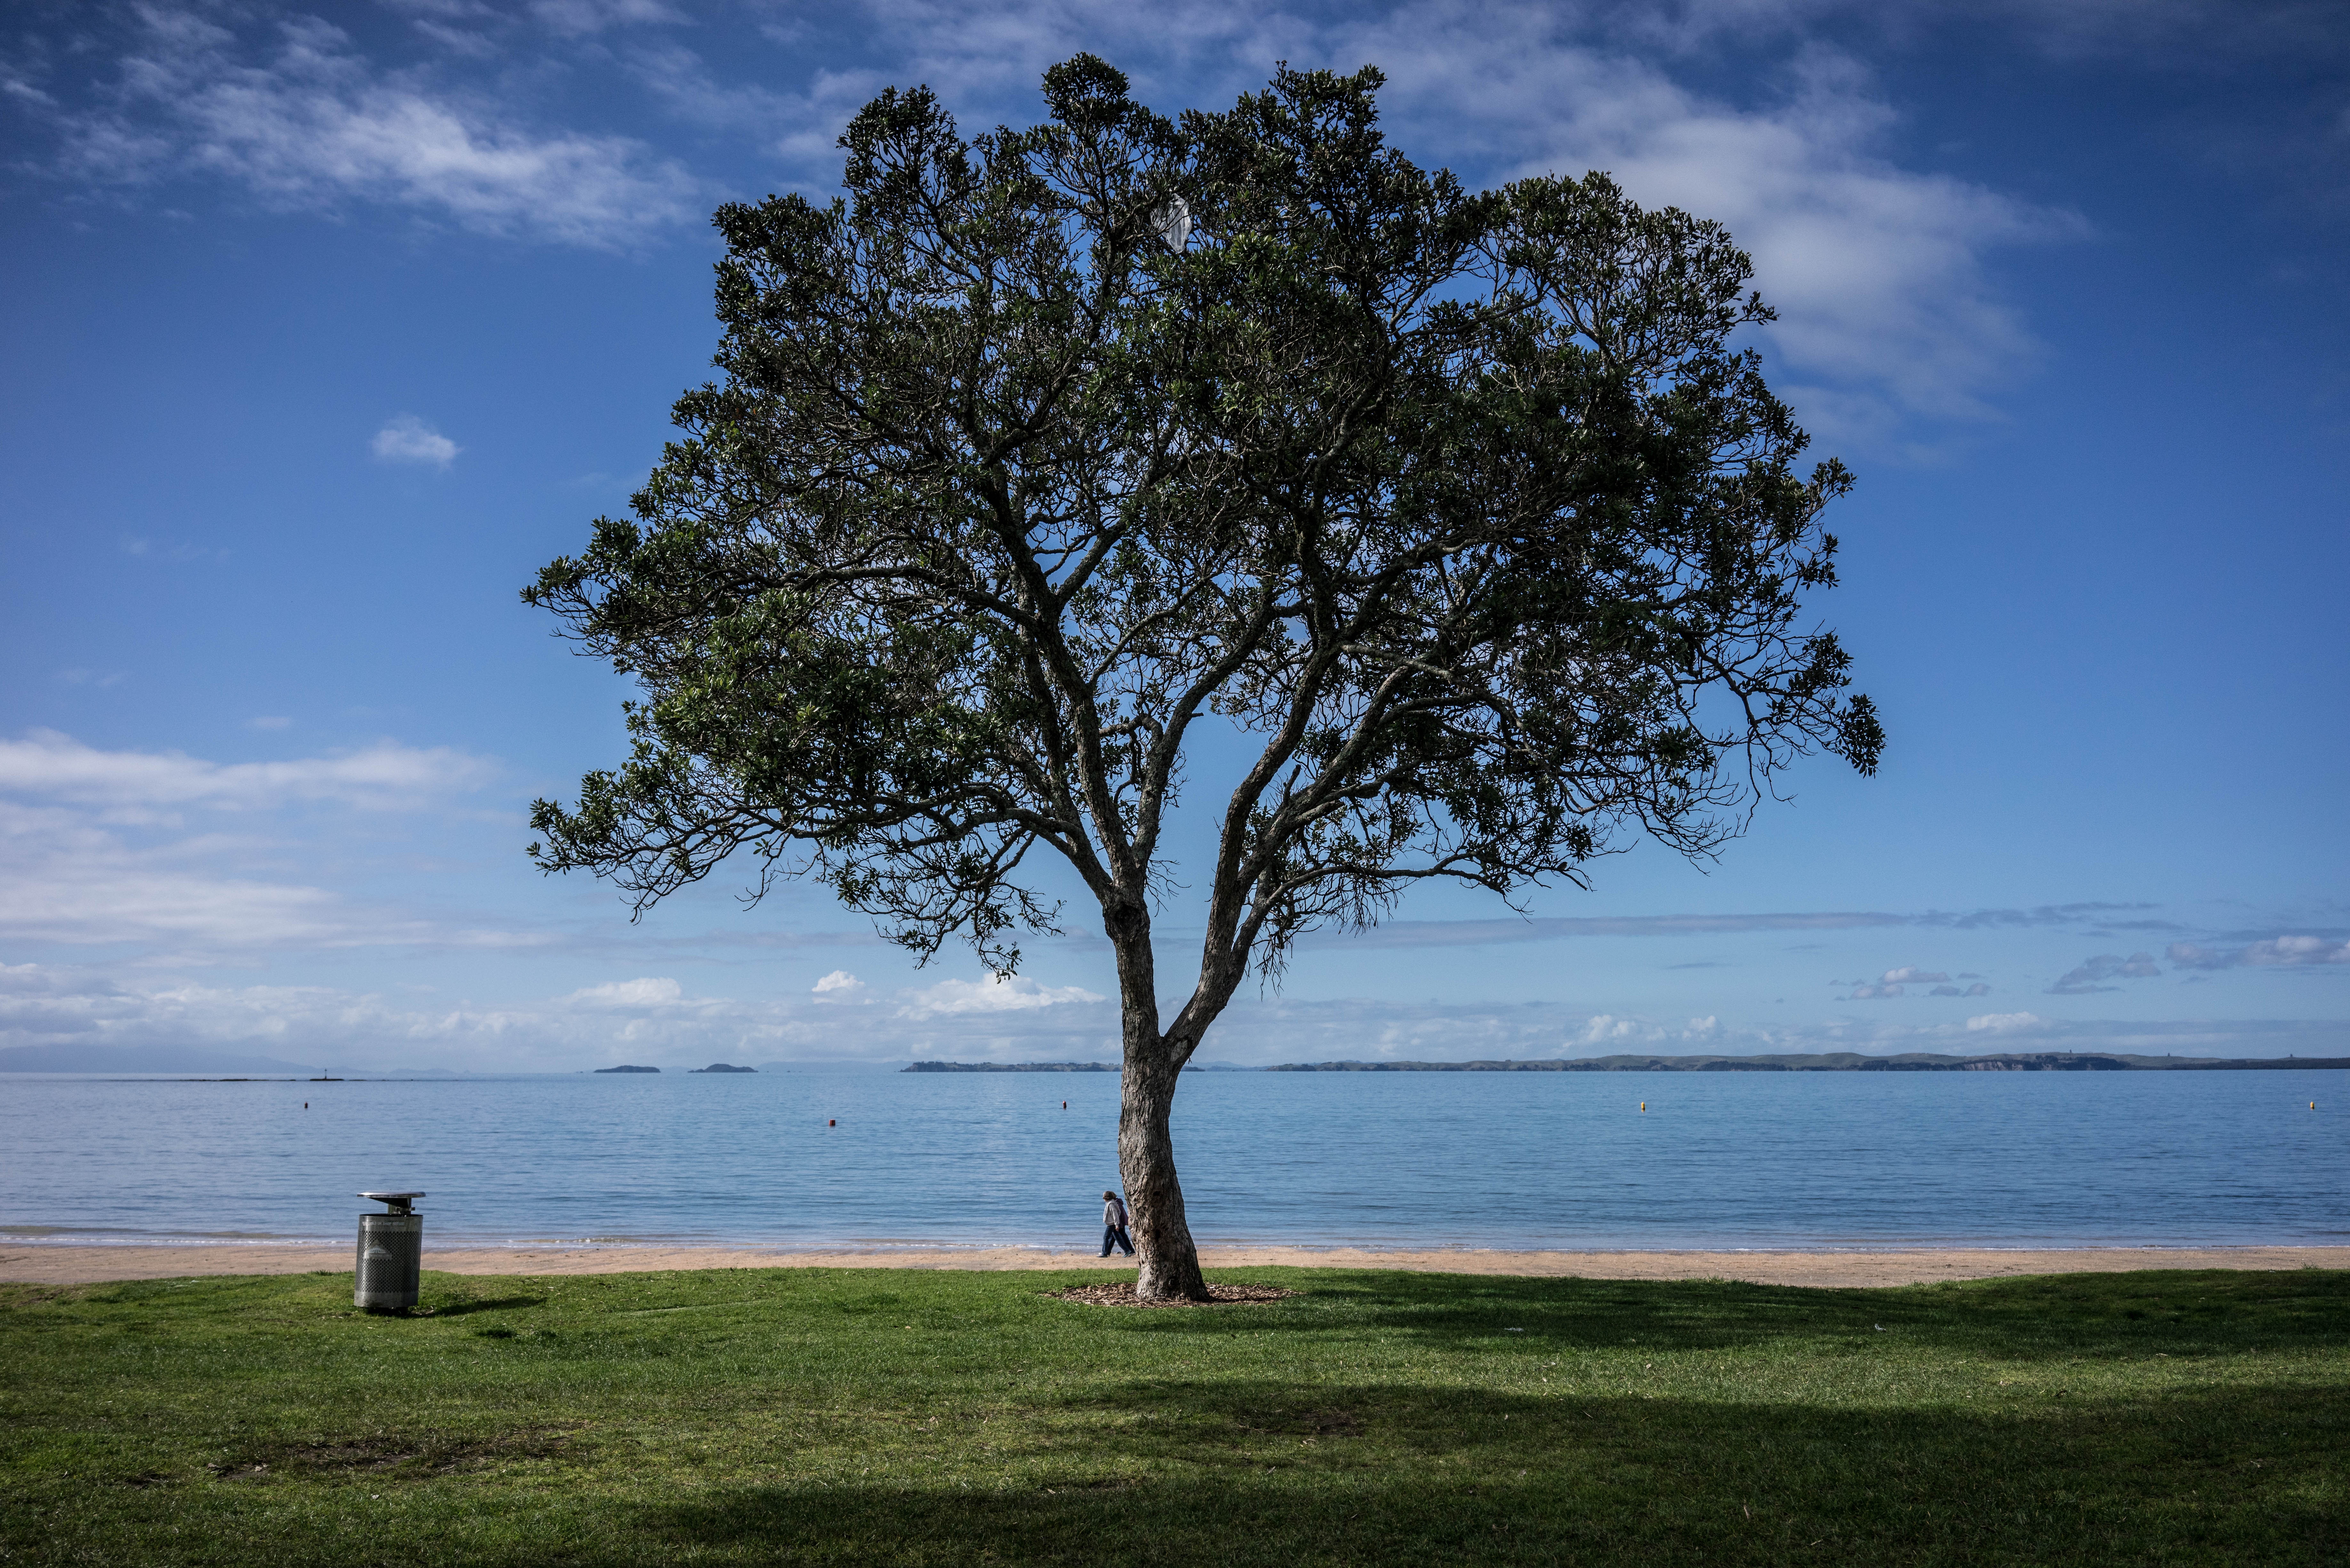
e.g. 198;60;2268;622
525;56;1882;1019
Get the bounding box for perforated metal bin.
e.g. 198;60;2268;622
354;1191;424;1311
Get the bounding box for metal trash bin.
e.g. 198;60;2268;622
355;1191;425;1311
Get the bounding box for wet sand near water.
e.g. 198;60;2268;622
4;1243;2345;1289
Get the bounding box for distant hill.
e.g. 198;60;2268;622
689;1063;757;1073
1267;1052;2350;1072
594;1064;661;1073
0;1044;324;1075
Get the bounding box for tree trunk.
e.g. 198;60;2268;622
1118;1042;1208;1300
1104;896;1210;1301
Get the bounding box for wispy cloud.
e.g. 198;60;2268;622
899;974;1106;1018
531;0;688;35
381;0;506;59
2167;936;2350;971
1836;970;1988;999
372;414;460;468
2046;950;2164;995
1302;901;2157;951
1587;1;2350;67
53;8;700;248
568;976;686;1007
0;731;504;955
0;729;495;815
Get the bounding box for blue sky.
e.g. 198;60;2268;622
2;0;2344;1070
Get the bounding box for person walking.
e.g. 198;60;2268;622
1099;1189;1134;1257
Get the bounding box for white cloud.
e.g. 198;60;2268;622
372;414;460;468
812;969;868;1000
1966;1010;2043;1032
1882;966;1950;983
1846;982;1904;999
1340;5;2076;442
0;729;495;814
1576;1012;1666;1045
59;8;700;248
899;973;1107;1017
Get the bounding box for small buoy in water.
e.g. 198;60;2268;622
1640;1102;1647;1112
303;1102;308;1110
1063;1101;1068;1109
828;1118;836;1127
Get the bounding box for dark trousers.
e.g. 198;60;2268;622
1101;1224;1134;1257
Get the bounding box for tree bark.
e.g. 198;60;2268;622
1119;1042;1208;1300
1105;897;1210;1301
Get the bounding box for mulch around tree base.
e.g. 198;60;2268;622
1048;1281;1298;1308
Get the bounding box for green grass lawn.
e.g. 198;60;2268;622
2;1265;2343;1565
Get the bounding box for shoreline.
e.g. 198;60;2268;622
4;1242;2344;1289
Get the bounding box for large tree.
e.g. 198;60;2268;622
525;57;1882;1300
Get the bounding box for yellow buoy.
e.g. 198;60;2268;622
1640;1101;1647;1112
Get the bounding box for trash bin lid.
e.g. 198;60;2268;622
358;1191;425;1212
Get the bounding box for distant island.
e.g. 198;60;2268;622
1269;1052;2350;1072
689;1063;756;1073
594;1064;661;1073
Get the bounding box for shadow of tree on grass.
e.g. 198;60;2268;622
1066;1267;2350;1365
620;1380;2346;1567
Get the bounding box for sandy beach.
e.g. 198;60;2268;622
3;1242;2343;1289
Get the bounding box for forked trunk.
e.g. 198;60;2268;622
1118;1043;1209;1300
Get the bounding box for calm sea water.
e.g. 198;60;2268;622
2;1069;2343;1251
